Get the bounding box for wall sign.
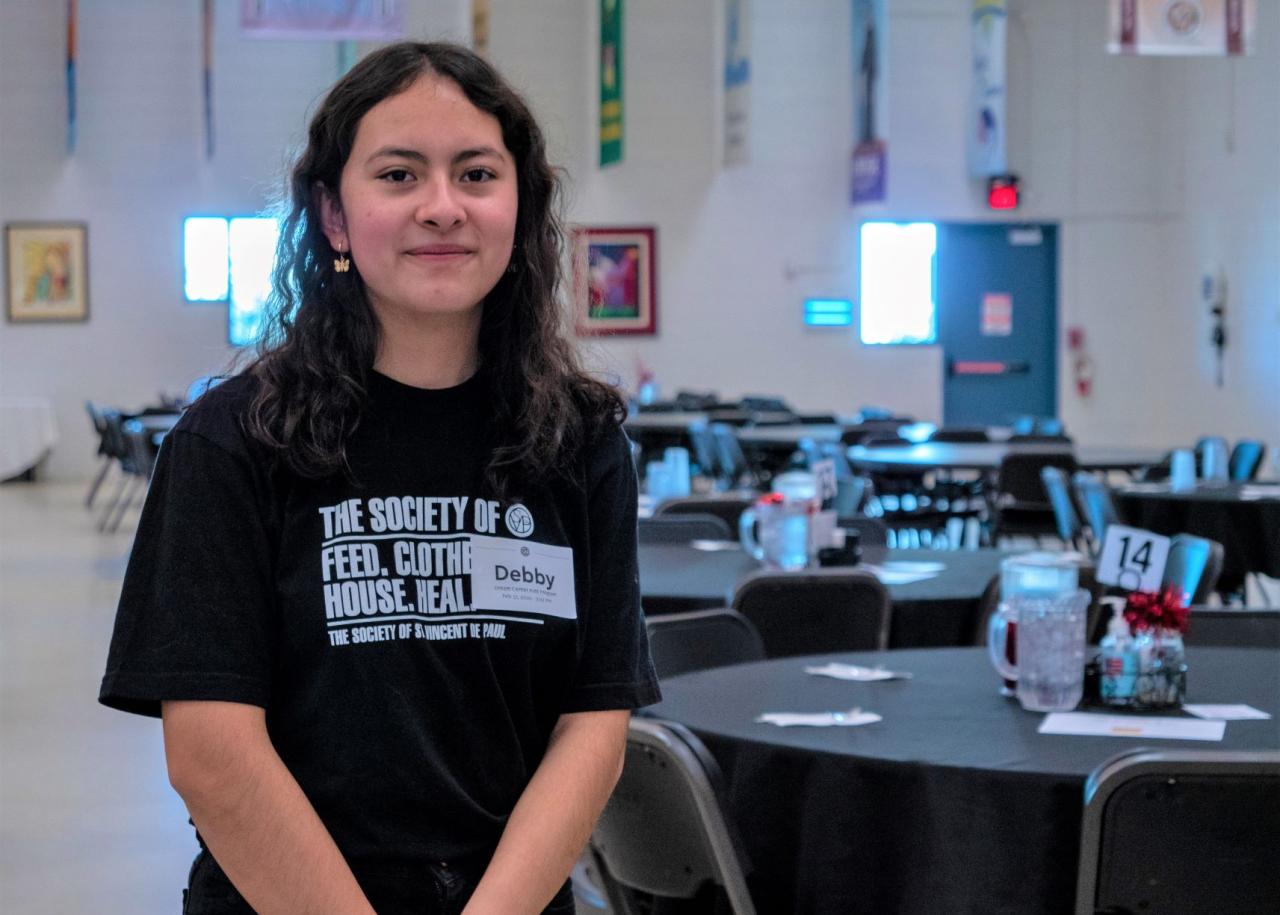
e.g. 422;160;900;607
980;292;1012;336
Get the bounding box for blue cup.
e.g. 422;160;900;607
1170;449;1195;492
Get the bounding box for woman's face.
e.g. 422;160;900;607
321;74;518;327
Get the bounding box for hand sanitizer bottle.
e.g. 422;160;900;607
1099;605;1137;705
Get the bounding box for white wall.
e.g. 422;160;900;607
2;0;1276;481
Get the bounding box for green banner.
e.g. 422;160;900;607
599;0;623;166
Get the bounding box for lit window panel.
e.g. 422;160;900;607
228;217;281;346
858;222;937;345
183;217;229;301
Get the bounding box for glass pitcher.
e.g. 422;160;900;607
738;492;814;570
987;553;1087;711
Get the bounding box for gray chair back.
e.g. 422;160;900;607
591;718;757;914
731;569;890;658
645;609;765;678
655;496;754;534
638;514;732;545
1075;750;1280;915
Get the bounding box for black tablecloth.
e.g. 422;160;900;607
647;647;1280;915
638;545;1007;647
1115;483;1280;592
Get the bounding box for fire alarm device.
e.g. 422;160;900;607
987;174;1020;210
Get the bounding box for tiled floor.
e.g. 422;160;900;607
1;483;194;913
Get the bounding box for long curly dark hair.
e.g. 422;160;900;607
244;42;623;493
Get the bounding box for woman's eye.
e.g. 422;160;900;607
461;168;496;183
380;169;413;183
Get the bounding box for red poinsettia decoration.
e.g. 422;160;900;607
1123;585;1190;634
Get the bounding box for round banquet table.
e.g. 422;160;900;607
646;647;1280;915
848;442;1167;473
1115;481;1280;593
638;544;1008;647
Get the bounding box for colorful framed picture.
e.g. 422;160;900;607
572;226;657;336
5;222;89;323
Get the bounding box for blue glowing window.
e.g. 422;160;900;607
803;298;853;327
858;222;937;345
227;217;281;347
182;215;281;346
183;217;230;301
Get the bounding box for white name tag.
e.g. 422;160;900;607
469;535;577;619
1095;524;1170;592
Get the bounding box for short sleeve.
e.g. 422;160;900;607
99;427;277;718
561;425;661;713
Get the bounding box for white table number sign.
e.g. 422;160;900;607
1095;524;1171;593
810;458;838;504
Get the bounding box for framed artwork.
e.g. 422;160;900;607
5;223;89;323
572;226;657;336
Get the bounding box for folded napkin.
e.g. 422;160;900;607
860;563;938;585
755;709;882;728
804;662;912;682
1183;704;1272;721
690;539;744;551
1239;486;1280;501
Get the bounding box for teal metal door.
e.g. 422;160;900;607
937;223;1058;426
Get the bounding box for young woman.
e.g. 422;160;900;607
100;42;659;914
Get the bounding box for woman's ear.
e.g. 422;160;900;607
316;183;348;250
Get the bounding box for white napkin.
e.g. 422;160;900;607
689;539;744;551
860;564;939;585
804;662;912;682
1239;486;1280;501
1183;704;1272;721
755;709;882;728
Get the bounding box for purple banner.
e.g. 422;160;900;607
241;0;402;40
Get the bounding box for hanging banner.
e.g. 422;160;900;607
967;0;1007;179
1108;0;1255;56
203;0;215;159
472;0;489;55
241;0;402;40
599;0;623;167
66;0;77;154
850;0;887;205
723;0;751;167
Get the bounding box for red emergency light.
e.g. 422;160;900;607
987;174;1020;210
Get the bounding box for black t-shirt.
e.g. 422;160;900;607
99;368;659;901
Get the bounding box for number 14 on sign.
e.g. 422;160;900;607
1096;525;1171;593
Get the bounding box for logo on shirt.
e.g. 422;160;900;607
505;504;534;538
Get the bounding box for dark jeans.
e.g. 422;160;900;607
181;850;574;914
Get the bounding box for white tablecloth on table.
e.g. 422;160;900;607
0;398;59;479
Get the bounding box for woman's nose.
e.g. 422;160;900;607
414;177;465;229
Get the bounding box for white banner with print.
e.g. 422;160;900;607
967;0;1007;179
